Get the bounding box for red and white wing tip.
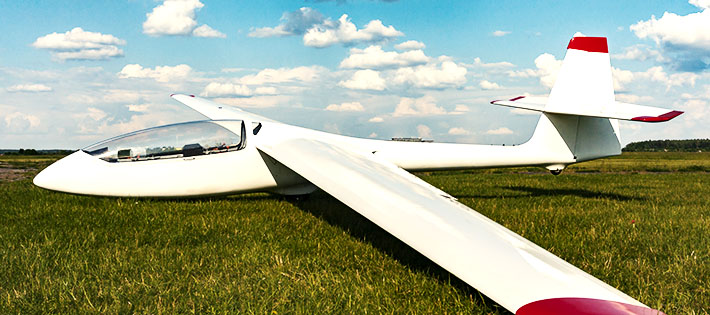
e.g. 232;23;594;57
490;96;525;104
516;298;666;315
567;36;608;53
631;110;684;122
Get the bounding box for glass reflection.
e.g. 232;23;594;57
83;120;243;162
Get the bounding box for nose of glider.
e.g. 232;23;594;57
33;150;91;193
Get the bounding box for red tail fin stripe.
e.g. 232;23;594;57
567;37;608;53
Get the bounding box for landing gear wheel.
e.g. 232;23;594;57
550;169;563;176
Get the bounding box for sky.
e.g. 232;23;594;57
1;0;709;149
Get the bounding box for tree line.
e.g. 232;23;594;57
623;139;710;152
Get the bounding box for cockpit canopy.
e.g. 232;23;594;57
83;120;245;163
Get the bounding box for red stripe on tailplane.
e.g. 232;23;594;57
509;96;526;101
567;37;608;53
631;110;683;122
516;298;666;315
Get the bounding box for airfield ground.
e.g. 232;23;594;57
0;152;708;314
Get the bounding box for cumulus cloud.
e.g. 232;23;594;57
395;40;425;50
416;124;432;138
630;1;710;71
393;95;446;117
325;101;364;111
492;30;511;37
485;127;513;135
250;8;402;47
32;27;125;61
507;53;562;89
479;80;502;90
192;24;227;38
118;64;192;82
448;127;470;135
143;0;225;38
612;45;667;62
4;112;40;133
200;82;278;97
338;69;386;90
238;66;323;85
303;14;403;47
393;57;467;89
339;45;428;69
249;7;324;37
7;84;53;93
368;116;384;123
469;57;515;69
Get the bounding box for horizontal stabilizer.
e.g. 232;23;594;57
491;96;683;123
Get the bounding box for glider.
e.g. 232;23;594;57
34;37;679;314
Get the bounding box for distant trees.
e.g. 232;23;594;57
623;139;710;152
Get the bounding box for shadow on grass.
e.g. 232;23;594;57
452;186;642;201
502;186;643;201
288;191;507;314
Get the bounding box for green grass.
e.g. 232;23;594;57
0;153;708;314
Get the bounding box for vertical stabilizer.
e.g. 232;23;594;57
526;37;621;163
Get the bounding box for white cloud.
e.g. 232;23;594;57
485;127;513;135
238;66;323;85
448;127;470;135
469;57;515;69
393;95;446;117
200;82;278;97
368;116;384;123
507;53;562;89
338;69;386;91
630;3;710;51
368;132;378;138
325;101;364;112
201;82;252;97
611;45;667;62
127;104;151;112
612;67;634;91
303;14;403;48
339;45;428;69
4;112;40;133
192;24;226;38
143;0;224;38
451;104;470;115
636;66;700;89
479;80;502;90
393;57;467;89
32;27;125;61
118;64;192;82
416;124;432;138
249;7;324;38
395;40;425;50
7;84;53;93
492;30;510;37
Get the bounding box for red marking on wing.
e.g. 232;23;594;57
567;37;608;53
631;110;683;122
516;298;666;315
509;96;526;101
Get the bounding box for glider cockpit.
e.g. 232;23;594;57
83;120;247;163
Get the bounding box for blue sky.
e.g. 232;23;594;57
1;0;709;149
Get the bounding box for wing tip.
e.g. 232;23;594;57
567;36;608;53
516;298;666;315
631;110;684;122
490;96;525;104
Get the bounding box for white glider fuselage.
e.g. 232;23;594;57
35;119;579;198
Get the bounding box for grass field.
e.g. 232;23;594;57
1;152;708;314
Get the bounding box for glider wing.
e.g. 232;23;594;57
256;138;661;314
